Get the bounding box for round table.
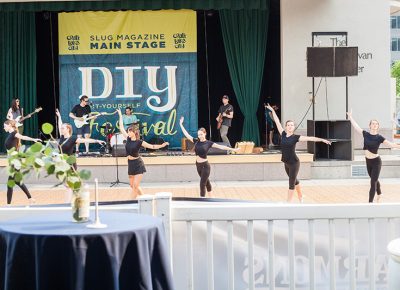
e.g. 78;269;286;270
0;212;174;290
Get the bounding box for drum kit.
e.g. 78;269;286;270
101;122;140;155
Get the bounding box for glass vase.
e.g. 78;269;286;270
71;187;90;223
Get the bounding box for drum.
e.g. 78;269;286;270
110;134;126;147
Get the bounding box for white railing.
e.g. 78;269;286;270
1;195;400;290
162;201;400;290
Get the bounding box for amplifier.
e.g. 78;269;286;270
111;145;127;157
181;138;194;151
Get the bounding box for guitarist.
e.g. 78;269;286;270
216;95;234;146
6;98;24;134
69;95;97;154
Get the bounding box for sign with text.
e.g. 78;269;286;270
58;10;197;147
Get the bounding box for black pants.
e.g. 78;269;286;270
196;161;212;197
366;156;382;203
284;161;300;190
7;177;32;204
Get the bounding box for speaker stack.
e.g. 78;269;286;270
307;46;358;77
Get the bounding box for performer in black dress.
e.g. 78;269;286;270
117;109;169;199
347;109;400;202
180;116;239;197
56;109;105;169
266;104;331;203
3;119;41;205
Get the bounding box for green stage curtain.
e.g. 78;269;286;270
220;8;269;145
0;0;268;12
0;12;37;150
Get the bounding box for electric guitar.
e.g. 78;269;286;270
73;111;117;128
15;107;42;127
217;107;233;129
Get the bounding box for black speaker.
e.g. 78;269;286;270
208;142;230;155
307;47;334;77
112;145;127;157
307;47;358;77
334;47;358;77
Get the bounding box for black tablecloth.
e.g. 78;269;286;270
0;212;174;290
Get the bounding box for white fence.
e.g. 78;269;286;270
1;195;400;290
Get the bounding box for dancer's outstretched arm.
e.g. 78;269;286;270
211;142;240;153
346;109;363;135
116;109;128;138
266;104;284;135
15;133;41;143
299;136;331;145
55;109;63;137
179;117;194;143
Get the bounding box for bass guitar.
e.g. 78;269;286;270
15;107;42;127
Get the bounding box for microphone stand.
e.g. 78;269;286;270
110;132;129;187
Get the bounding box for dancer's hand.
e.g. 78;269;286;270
322;139;332;145
34;138;42;143
97;140;106;145
179;116;184;124
163;142;169;147
55;109;60;117
346;109;353;118
266;103;273;111
116;109;122;116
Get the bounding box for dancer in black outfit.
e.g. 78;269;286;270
56;109;105;169
117;109;169;199
3;119;41;205
266;104;331;202
180;116;239;197
347;109;400;203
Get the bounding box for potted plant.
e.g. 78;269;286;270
6;123;91;222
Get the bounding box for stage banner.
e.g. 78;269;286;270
58;10;197;148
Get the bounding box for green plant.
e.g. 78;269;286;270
391;61;400;97
7;123;91;193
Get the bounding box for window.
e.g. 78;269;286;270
391;16;400;29
392;38;400;51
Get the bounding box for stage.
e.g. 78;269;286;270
0;150;314;184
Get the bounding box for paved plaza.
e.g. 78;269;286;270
1;178;400;206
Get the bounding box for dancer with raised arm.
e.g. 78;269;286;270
117;109;169;199
180;116;239;198
347;109;400;203
266;104;331;203
3;120;41;205
56;109;105;169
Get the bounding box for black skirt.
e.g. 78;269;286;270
128;157;146;175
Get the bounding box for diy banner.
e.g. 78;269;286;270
58;10;197;148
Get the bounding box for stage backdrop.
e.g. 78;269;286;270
58;10;197;148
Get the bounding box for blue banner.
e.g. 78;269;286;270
59;53;197;148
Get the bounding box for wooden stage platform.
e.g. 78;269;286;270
0;151;314;184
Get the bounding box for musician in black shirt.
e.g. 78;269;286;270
56;109;105;169
3;119;41;205
69;95;98;154
216;95;234;146
347;109;400;202
266;104;331;202
180;116;239;197
117;109;169;199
